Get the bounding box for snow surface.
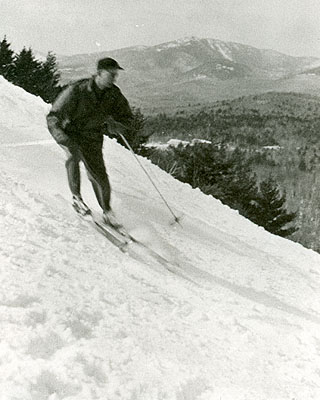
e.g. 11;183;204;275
206;40;233;62
0;75;320;399
155;37;199;52
145;139;212;151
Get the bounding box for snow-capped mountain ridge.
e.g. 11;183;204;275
58;36;319;79
57;36;320;111
0;77;320;399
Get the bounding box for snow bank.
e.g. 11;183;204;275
0;76;51;144
0;78;320;399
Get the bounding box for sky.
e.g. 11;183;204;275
1;0;320;57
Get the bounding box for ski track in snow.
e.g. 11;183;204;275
1;172;320;399
0;76;320;399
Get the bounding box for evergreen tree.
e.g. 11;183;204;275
107;107;149;152
37;52;61;102
12;47;42;96
145;142;261;220
192;145;260;219
170;143;233;188
140;142;299;239
125;107;150;151
217;148;259;218
0;36;15;80
252;176;297;237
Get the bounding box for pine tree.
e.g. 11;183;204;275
12;47;42;96
207;150;259;220
106;107;148;152
124;107;149;151
252;176;297;237
38;52;61;102
0;36;15;80
140;142;299;239
171;144;259;218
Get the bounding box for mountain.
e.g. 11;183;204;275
58;36;319;82
1;77;320;399
57;37;320;112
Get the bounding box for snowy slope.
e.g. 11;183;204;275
0;76;320;400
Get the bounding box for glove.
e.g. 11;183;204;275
105;116;129;137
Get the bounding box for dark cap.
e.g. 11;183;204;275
97;57;124;71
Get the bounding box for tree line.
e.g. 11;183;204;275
138;143;297;238
143;92;320;149
0;35;147;150
0;36;61;103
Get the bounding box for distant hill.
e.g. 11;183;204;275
203;91;320;119
57;37;320;112
143;91;320;143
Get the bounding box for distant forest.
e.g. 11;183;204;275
0;36;61;102
144;92;320;147
141;92;320;252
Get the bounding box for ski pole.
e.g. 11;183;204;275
118;133;182;225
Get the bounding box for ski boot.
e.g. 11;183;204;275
72;195;91;216
103;209;124;232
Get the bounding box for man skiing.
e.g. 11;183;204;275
47;57;133;228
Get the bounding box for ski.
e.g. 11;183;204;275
73;207;200;283
124;232;171;267
74;208;171;266
86;211;175;269
95;217;172;268
68;196;191;277
73;208;129;253
92;217;130;253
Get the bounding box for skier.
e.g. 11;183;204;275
46;57;133;228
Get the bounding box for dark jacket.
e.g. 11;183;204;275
47;76;133;144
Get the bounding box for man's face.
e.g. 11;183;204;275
96;68;119;88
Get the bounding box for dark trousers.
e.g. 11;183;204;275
61;140;111;211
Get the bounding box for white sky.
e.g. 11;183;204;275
1;0;320;57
